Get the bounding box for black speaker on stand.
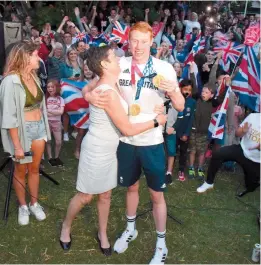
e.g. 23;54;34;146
0;21;22;75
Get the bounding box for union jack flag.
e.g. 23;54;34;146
213;31;229;44
213;41;245;65
110;21;130;44
76;32;87;41
208;78;231;139
60;79;90;129
184;33;203;65
231;46;260;112
88;33;109;47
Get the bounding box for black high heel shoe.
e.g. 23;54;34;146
60;234;72;251
96;233;112;256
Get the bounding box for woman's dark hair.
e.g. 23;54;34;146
85;46;111;77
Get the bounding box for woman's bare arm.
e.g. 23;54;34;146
104;90;166;136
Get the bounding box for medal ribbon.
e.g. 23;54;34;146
131;56;156;101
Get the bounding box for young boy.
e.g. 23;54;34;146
188;86;215;179
174;78;196;181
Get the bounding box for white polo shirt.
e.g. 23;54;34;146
240;113;260;163
118;56;179;146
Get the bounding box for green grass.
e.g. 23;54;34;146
0;140;259;264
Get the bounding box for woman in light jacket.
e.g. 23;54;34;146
0;41;51;226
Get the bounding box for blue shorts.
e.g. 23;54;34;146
164;133;176;157
117;141;166;192
25;118;47;148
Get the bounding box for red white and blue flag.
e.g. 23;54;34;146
183;33;204;65
60;79;90;129
208;78;231;140
231;46;260;112
213;31;229;44
213;41;245;65
88;33;109;47
110;21;130;44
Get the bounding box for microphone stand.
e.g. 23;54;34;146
0;153;59;223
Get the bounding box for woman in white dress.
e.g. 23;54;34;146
59;46;167;256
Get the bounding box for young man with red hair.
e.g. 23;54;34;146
84;22;184;264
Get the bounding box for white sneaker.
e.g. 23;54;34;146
113;229;138;254
63;133;69;142
71;131;78;139
149;246;168;264
29;202;46;221
197;182;214;193
18;205;30;226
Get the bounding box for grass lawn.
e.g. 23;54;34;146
0;140;259;264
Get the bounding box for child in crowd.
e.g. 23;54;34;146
164;100;178;185
46;80;65;166
174;77;196;181
188;85;214;180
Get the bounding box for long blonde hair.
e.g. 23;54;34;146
4;40;39;77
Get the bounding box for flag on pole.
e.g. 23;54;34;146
213;41;245;65
231;45;260;112
208;78;231;139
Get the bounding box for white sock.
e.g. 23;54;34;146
156;230;166;249
166;171;172;175
126;215;136;232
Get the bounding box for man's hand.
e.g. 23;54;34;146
67;21;75;27
180;135;188;141
188;62;195;73
242;122;251;133
51;38;56;49
224;75;231;86
202;63;210;72
154;104;164;114
166;128;174;135
92;5;97;16
164;9;171;17
159;79;179;92
216;51;223;60
249;144;260;151
74;7;80;17
62;16;69;24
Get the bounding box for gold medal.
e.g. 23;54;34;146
129;104;141;116
152;74;165;88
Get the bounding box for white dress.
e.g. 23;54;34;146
76;84;128;194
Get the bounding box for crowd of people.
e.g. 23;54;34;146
0;1;260;264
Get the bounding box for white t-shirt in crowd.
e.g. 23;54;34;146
183;20;201;34
118;56;179;146
47;96;65;121
240;113;260;163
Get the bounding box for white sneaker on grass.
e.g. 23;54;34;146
18;205;30;226
63;133;69;142
71;131;78;139
197;181;214;193
113;229;138;254
29;202;46;221
149;246;168;264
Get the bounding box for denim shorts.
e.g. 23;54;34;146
25;118;47;147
